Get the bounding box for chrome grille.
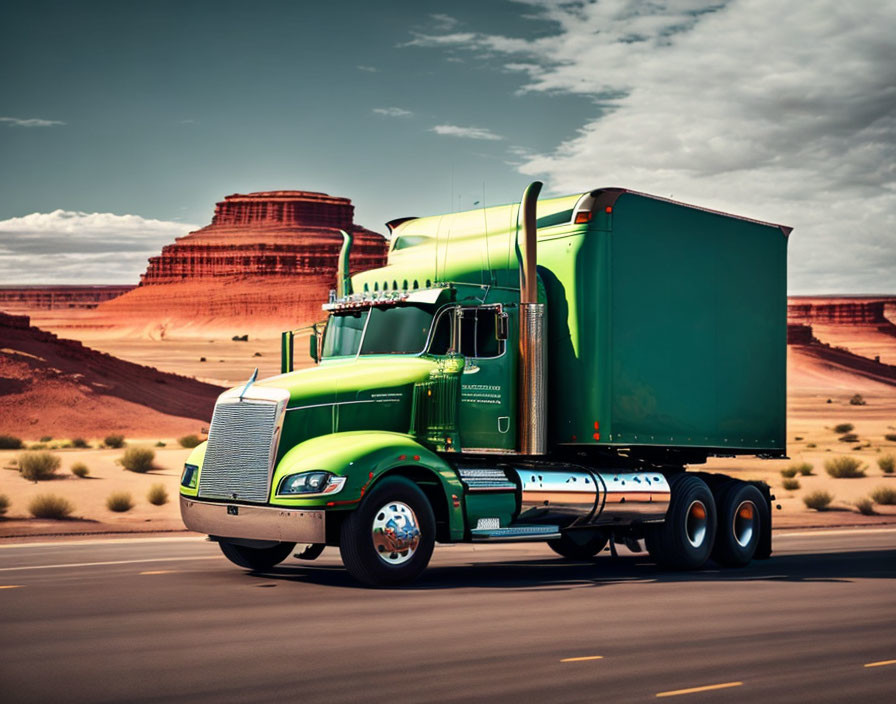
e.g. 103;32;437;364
198;400;280;503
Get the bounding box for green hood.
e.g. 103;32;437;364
255;356;443;456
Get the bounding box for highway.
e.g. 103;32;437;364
1;529;894;703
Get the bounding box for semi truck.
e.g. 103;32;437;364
180;181;790;586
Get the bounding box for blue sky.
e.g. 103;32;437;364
1;1;893;292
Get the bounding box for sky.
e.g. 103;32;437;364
0;0;893;292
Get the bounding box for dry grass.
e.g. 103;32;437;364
0;435;23;450
120;447;155;473
106;492;134;512
824;456;866;478
781;467;798;478
782;478;801;491
28;494;74;519
870;486;896;505
71;437;90;448
18;451;61;481
147;484;169;506
839;433;859;443
803;490;834;510
104;434;126;449
833;423;854;434
178;434;203;449
855;498;875;515
795;462;814;476
878;454;895;474
71;462;90;478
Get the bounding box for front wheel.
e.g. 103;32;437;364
219;540;295;571
547;530;609;560
339;476;436;587
646;474;716;570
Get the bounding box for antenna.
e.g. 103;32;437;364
481;181;492;285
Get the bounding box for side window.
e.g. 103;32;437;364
463;307;503;359
428;308;452;355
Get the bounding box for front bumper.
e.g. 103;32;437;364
180;496;326;543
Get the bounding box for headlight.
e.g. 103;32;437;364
181;463;199;489
277;470;346;496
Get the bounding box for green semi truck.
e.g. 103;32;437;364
180;181;790;586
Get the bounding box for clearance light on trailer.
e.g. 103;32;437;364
605;206;613;213
574;211;592;224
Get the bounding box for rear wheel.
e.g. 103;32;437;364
548;530;609;560
646;474;716;569
219;540;295;571
339;476;435;587
711;482;766;567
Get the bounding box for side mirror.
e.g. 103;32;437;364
309;328;320;363
496;312;509;341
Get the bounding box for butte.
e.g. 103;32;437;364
96;190;388;338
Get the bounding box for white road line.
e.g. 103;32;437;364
0;556;221;572
776;528;896;538
0;536;207;550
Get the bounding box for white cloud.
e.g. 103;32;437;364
0;116;66;127
373;107;414;118
430;14;459;31
431;124;504;141
357;65;379;73
0;210;198;284
409;0;896;294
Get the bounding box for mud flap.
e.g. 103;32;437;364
748;480;774;559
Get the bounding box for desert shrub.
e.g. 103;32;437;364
803;490;833;510
849;394;866;406
120;447;155;473
794;436;803;441
806;443;817;448
147;483;168;506
782;478;801;491
39;435;53;443
71;462;90;478
178;434;202;449
833;423;854;434
232;334;248;341
855;498;875;515
253;351;262;357
0;494;9;516
106;492;134;512
155;441;166;447
794;462;814;476
878;455;895;474
71;437;89;448
838;433;859;443
29;443;47;450
825;456;866;478
780;467;798;478
18;451;61;481
104;434;126;449
0;435;23;450
885;433;896;442
28;494;73;519
870;486;896;505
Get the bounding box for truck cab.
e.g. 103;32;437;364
180;182;788;586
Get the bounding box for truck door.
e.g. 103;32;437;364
456;305;517;452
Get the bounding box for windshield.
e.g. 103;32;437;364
321;304;435;358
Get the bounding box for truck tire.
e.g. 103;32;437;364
547;530;609;560
294;543;326;561
646;474;716;570
218;540;295;571
339;476;436;587
711;481;766;567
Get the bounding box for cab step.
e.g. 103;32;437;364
470;524;561;542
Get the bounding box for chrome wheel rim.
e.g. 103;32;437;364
371;501;421;565
686;500;708;548
732;500;756;548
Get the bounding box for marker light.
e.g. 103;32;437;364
574;211;593;224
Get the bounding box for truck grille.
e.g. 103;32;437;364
198;400;280;504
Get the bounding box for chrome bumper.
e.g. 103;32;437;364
180;496;326;543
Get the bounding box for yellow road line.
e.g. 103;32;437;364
560;655;603;663
864;660;896;668
656;682;743;697
140;570;178;575
0;585;23;589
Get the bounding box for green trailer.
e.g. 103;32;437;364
180;182;789;586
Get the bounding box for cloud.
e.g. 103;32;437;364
357;65;378;73
0;210;198;284
373;107;414;118
429;14;459;31
431;124;504;141
0;116;66;127
406;0;896;294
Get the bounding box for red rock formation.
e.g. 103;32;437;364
95;190;388;337
787;297;896;326
0;313;222;437
0;285;134;313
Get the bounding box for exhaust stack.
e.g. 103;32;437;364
517;181;546;455
336;229;353;299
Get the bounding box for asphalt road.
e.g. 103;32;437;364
1;529;895;703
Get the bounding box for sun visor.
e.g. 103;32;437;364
404;288;448;304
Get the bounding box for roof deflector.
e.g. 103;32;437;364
385;217;418;233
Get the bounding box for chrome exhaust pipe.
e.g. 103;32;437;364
518;181;546;455
336;229;353;299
